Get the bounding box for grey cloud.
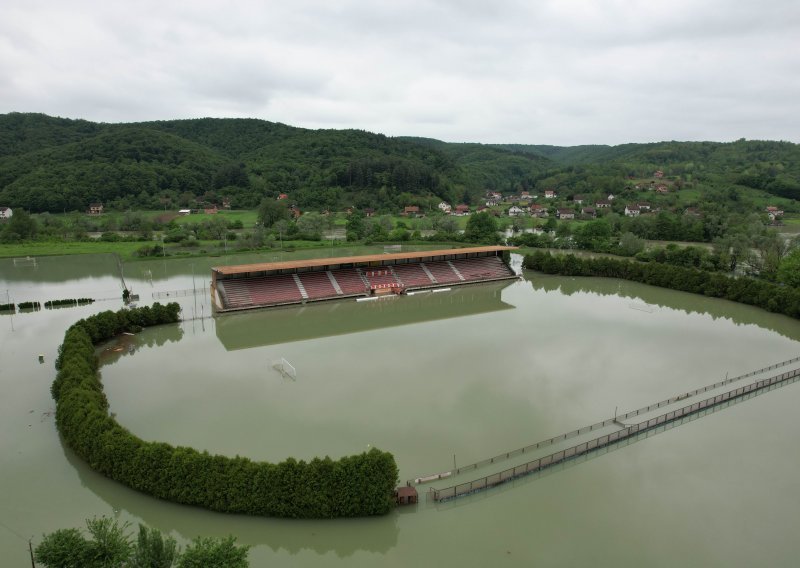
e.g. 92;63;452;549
0;0;798;144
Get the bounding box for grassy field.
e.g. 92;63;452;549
0;241;150;259
171;210;260;228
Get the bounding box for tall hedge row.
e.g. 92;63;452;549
53;303;399;518
523;251;800;319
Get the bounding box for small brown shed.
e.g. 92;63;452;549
395;486;418;506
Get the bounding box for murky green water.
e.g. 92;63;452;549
2;253;800;567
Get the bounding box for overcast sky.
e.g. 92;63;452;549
2;0;799;145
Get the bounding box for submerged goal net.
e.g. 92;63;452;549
13;257;37;267
272;358;297;380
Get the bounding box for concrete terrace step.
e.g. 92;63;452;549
292;274;308;299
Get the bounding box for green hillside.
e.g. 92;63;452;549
1;113;799;213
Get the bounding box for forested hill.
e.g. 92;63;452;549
495;140;800;201
1;112;799;212
0;113;554;212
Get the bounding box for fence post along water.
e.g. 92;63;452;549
428;364;800;502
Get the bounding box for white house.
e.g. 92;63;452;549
544;190;556;199
508;206;525;217
0;207;12;220
438;202;452;213
624;205;640;217
607;194;616;201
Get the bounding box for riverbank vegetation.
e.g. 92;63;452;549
523;251;800;319
53;304;399;518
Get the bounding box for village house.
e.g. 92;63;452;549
403;205;421;217
581;207;597;219
485;191;502;206
529;204;548;218
595;200;611;208
607;194;616;201
557;208;575;220
654;170;665;179
290;205;302;219
453;204;470;216
507;205;526;217
655;184;669;194
363;207;375;217
277;193;289;200
766;206;784;220
638;202;651;211
544;189;557;199
520;190;531;199
178;209;192;216
222;198;232;209
0;206;13;220
88;203;104;215
438;202;452;213
573;195;584;205
624;204;641;217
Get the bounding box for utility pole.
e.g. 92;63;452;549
29;539;36;567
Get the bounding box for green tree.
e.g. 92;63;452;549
464;212;498;244
256;198;291;229
296;211;326;239
35;528;92;567
84;517;133;568
619;232;645;256
177;536;249;568
130;524;179;568
346;210;366;241
1;208;38;241
777;247;800;287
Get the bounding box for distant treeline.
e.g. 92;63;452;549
523;251;800;319
53;303;399;518
18;300;41;310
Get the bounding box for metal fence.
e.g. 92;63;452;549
430;367;800;501
153;287;209;299
409;354;800;484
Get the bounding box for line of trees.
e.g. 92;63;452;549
52;304;399;518
523;251;800;319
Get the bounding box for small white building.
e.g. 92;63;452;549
438;202;452;213
544;190;557;199
508;206;526;217
178;209;192;216
624;205;640;217
0;207;12;220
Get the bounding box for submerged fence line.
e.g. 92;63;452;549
152;287;209;299
430;367;800;502
409;354;800;485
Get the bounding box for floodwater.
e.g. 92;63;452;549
2;252;800;567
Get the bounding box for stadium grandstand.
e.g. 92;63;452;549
211;246;518;312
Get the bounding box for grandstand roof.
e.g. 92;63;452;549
213;246;516;276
